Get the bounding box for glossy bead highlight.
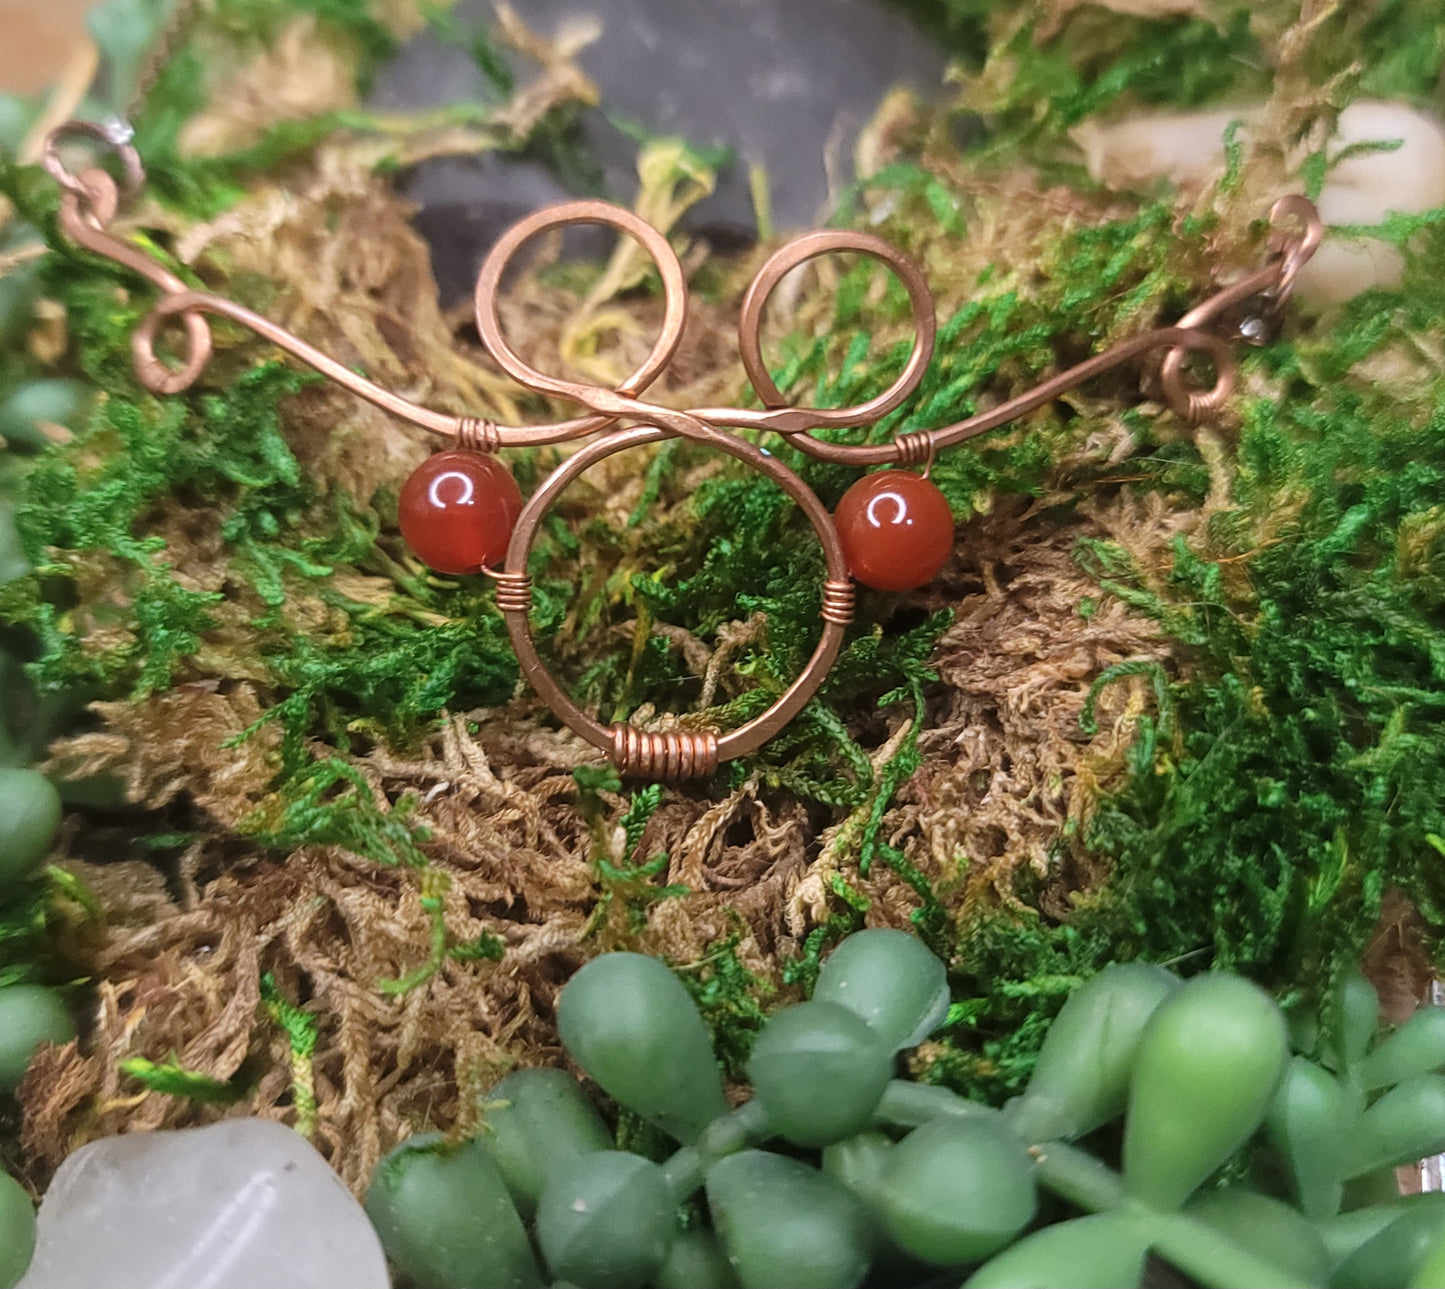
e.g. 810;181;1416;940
399;450;523;575
834;470;954;592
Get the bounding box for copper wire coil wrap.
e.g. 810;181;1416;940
492;572;533;614
821;580;856;626
893;431;935;469
40;117;1324;776
1165;380;1231;426
609;725;720;780
456;418;503;453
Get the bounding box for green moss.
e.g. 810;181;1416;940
5;0;1445;1124
916;217;1445;1104
260;969;320;1135
118;1055;250;1104
678;932;774;1082
589;783;690;934
893;0;1445;138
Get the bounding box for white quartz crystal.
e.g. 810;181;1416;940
18;1118;389;1289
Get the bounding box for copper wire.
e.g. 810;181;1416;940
821;580;856;626
492;572;533;614
456;417;503;453
609;725;720;780
41;117;1323;777
498;421;849;776
894;431;935;470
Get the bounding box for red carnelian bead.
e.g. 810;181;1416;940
399;449;523;575
835;470;955;592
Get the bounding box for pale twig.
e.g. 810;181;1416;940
0;242;49;279
19;42;100;164
0;41;100;246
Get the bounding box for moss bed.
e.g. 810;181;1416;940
0;0;1443;1199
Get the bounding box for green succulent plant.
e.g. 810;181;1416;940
363;933;1445;1289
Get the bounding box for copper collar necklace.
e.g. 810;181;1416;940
42;118;1323;780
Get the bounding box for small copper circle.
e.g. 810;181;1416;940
1158;328;1237;424
473;199;688;408
132;295;215;395
737;229;936;427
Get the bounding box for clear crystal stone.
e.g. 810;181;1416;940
18;1119;389;1289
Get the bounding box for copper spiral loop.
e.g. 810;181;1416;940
48;161;219;397
1159;196;1325;421
42;115;1321;465
132;293;215;397
492;572;533;614
610;725;720;780
733;227;938;429
1154;326;1238;425
821;580;856;626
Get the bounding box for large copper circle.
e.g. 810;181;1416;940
498;414;853;769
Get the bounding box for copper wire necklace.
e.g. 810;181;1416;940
40;118;1323;780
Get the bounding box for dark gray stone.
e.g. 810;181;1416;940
370;0;948;301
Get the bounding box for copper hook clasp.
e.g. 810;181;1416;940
41;119;146;216
1263;194;1324;313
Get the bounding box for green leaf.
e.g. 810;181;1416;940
557;953;729;1144
1123;974;1289;1210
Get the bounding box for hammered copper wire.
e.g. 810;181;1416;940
47;125;1322;462
473;199;690;416
41;120;1324;777
735;227;938;425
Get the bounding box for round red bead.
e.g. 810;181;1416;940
835;470;954;592
399;449;523;575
